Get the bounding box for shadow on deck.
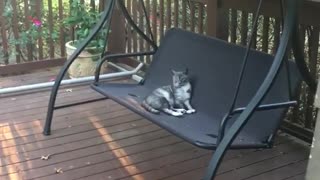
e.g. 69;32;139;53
0;69;310;180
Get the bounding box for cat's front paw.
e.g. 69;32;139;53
175;108;187;114
186;109;196;114
172;111;184;117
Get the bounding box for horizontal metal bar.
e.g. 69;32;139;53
102;51;156;63
54;97;109;110
231;100;297;115
0;65;142;95
108;62;143;82
94;51;152;83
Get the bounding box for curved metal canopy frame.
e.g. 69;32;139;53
292;25;317;93
203;0;316;179
43;0;156;135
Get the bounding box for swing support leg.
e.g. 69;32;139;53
203;0;299;179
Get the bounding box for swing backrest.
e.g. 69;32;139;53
143;28;301;136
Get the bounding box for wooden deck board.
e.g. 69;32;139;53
245;160;308;180
284;173;306;180
0;69;311;180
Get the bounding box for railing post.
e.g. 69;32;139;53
0;0;9;65
206;0;229;40
108;3;126;53
306;78;320;180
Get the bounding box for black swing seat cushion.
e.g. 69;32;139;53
91;28;301;150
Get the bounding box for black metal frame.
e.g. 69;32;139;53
43;0;157;135
204;0;314;179
43;0;316;179
292;24;317;93
217;100;297;143
216;0;297;146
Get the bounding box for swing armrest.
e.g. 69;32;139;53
231;100;297;115
94;51;156;83
217;100;297;143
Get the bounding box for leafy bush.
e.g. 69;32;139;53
62;0;109;54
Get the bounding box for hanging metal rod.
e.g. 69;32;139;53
0;63;143;95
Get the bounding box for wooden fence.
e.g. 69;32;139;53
0;0;319;142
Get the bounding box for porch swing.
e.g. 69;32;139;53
43;0;316;179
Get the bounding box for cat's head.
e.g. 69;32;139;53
171;68;189;87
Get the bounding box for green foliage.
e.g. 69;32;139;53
2;0;64;62
62;0;109;54
0;0;107;63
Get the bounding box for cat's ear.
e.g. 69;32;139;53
170;69;177;75
184;68;189;75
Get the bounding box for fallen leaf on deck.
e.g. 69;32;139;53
40;154;51;160
66;89;73;92
55;168;63;174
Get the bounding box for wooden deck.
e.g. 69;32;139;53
0;69;311;180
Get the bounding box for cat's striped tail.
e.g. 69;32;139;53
141;100;160;114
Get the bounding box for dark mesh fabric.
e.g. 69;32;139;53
91;28;301;149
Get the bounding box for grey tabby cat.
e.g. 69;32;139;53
141;69;196;116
